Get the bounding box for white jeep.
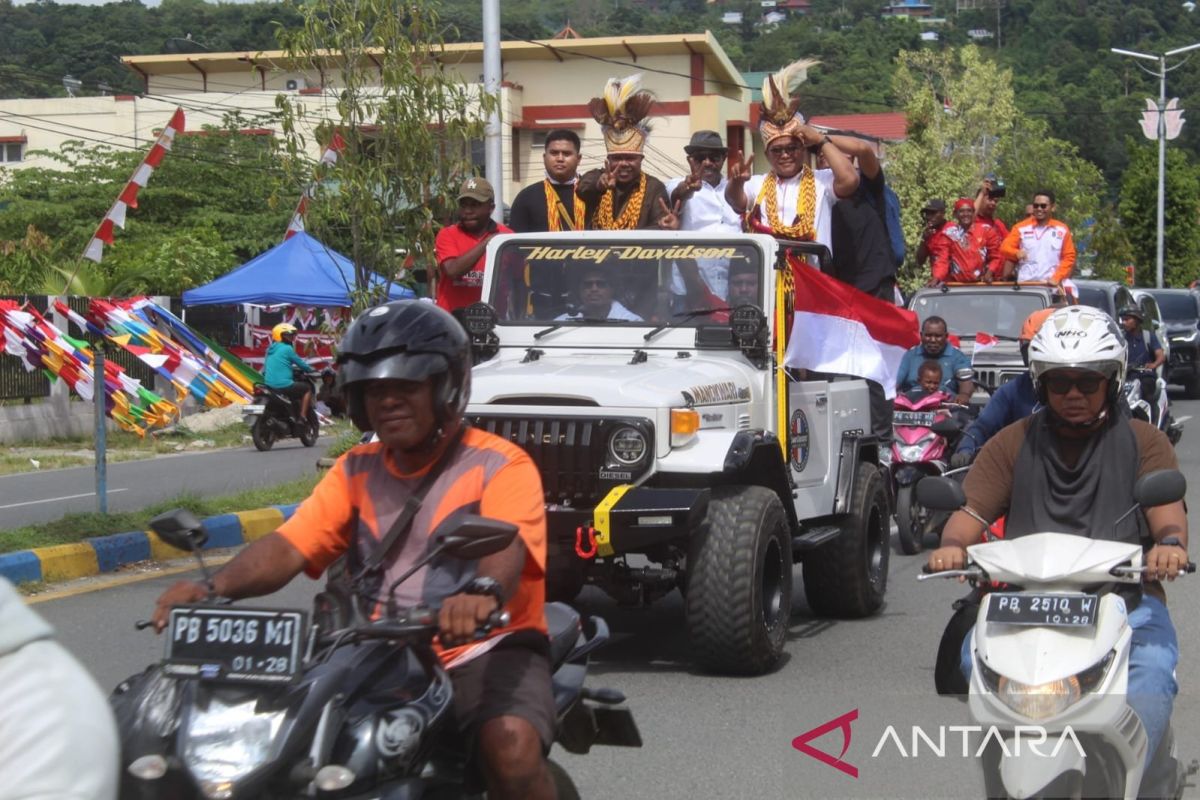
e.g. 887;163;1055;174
461;231;889;675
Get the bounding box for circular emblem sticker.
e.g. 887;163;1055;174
368;306;390;317
789;409;810;473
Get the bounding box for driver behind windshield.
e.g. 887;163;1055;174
555;265;644;321
727;260;760;307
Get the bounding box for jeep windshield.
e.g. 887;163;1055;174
911;290;1045;339
488;239;763;327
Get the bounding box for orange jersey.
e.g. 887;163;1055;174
278;427;547;667
999;218;1075;284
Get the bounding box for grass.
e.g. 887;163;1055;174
0;473;321;554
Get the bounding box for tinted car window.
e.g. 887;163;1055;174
1076;287;1113;316
1152;293;1200;321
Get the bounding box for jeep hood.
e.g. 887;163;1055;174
471;352;756;408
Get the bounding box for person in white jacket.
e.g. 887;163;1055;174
0;578;118;800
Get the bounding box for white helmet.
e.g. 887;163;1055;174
1028;306;1126;396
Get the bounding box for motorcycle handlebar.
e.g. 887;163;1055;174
1111;562;1196;576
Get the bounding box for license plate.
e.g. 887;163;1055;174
893;411;936;427
163;606;307;684
986;593;1098;628
242;404;265;415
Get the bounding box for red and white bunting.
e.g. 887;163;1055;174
284;132;346;240
83;107;185;263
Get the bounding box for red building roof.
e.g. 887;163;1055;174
810;112;908;141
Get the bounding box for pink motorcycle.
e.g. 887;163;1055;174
890;391;965;555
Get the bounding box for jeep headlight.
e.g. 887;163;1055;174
1171;330;1198;343
181;696;286;798
609;426;648;466
979;651;1113;720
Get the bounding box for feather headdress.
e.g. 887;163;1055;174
758;59;818;146
588;73;655;154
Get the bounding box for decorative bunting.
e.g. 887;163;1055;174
284;132;346;240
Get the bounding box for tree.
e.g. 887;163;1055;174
274;0;492;313
1118;139;1200;287
887;45;1105;291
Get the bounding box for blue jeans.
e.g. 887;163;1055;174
961;594;1178;771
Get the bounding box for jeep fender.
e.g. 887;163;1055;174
833;431;883;516
720;430;799;531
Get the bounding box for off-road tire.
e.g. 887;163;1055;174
548;759;581;800
686;485;791;675
250;417;275;451
894;484;925;555
803;462;889;618
299;410;319;447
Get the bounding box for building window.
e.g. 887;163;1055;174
531;130;548;148
0;142;24;163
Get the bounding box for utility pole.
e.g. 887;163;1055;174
1111;43;1200;288
482;0;503;223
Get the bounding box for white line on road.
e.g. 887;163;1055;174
0;488;129;510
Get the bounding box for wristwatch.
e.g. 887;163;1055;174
1159;536;1186;553
465;576;505;609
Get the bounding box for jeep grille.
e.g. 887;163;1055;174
469;414;653;505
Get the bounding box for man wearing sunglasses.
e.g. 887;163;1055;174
555;266;643;322
999;190;1076;286
928;306;1185;774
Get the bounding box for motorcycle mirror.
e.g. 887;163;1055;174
1134;469;1187;508
148;508;208;551
433;514;519;560
915;477;967;511
954;368;975;383
931;417;960;436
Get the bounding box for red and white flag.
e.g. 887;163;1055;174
284;133;346;240
785;267;920;399
83;107;184;263
974;332;1000;350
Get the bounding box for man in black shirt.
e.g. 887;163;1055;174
509;129;585;233
825;134;897;303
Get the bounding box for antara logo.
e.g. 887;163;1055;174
791;709;858;778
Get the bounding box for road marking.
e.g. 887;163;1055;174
0;488;129;510
25;553;237;605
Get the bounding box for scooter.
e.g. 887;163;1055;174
917;472;1197;799
243;368;319;452
112;509;641;799
890;391;967;555
1124;372;1183;446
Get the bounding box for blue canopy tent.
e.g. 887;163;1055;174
183;232;413;307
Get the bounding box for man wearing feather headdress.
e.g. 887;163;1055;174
726;60;859;251
577;74;679;231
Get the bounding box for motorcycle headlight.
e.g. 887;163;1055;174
181;696;287;799
979;651;1114;720
609;426;648;466
897;435;935;463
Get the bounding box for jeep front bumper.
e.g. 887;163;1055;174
548;487;710;558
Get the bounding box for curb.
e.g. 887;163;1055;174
0;504;300;587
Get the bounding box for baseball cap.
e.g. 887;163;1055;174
922;198;946;213
457;176;494;203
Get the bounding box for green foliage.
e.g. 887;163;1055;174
274;0;492;313
0;113;290;296
1119;140;1200;288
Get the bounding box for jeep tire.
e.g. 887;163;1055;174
686;485;791;675
803;462;889;618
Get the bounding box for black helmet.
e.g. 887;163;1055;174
336;300;470;432
1118;306;1143;322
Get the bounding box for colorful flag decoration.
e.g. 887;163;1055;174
0;300;177;435
82;107;185;263
284;132;346;240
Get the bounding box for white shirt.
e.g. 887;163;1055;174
744;168;837;254
555;300;643;321
664;176;742;297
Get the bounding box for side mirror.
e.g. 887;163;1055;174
1134;470;1187;508
916;477;967;511
931;417;960;436
433;514;519;560
148;508;208;551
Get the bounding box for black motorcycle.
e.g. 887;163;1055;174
244;369;319;451
112;509;641;799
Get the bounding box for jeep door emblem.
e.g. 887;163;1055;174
789;409;810;473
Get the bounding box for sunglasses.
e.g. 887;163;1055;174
1044;374;1104;395
581;279;610;289
1031;202;1050;209
767;145;801;157
689;151;726;163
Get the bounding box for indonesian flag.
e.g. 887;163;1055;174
83;107;184;263
284;133;346;240
974;332;1000;350
786;267;920;399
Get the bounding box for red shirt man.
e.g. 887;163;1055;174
928;198;1004;284
434;177;512;312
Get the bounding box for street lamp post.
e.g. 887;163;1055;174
1111;43;1200;289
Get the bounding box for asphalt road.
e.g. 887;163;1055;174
0;436;328;530
29;395;1200;799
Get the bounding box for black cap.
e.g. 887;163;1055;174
684;130;727;155
922;198;947;212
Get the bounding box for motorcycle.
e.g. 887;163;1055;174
243;369;319;452
1123;372;1183;446
917;472;1197;799
890;392;967;555
113;509;641;799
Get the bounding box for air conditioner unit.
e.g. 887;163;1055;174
285;77;307;91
